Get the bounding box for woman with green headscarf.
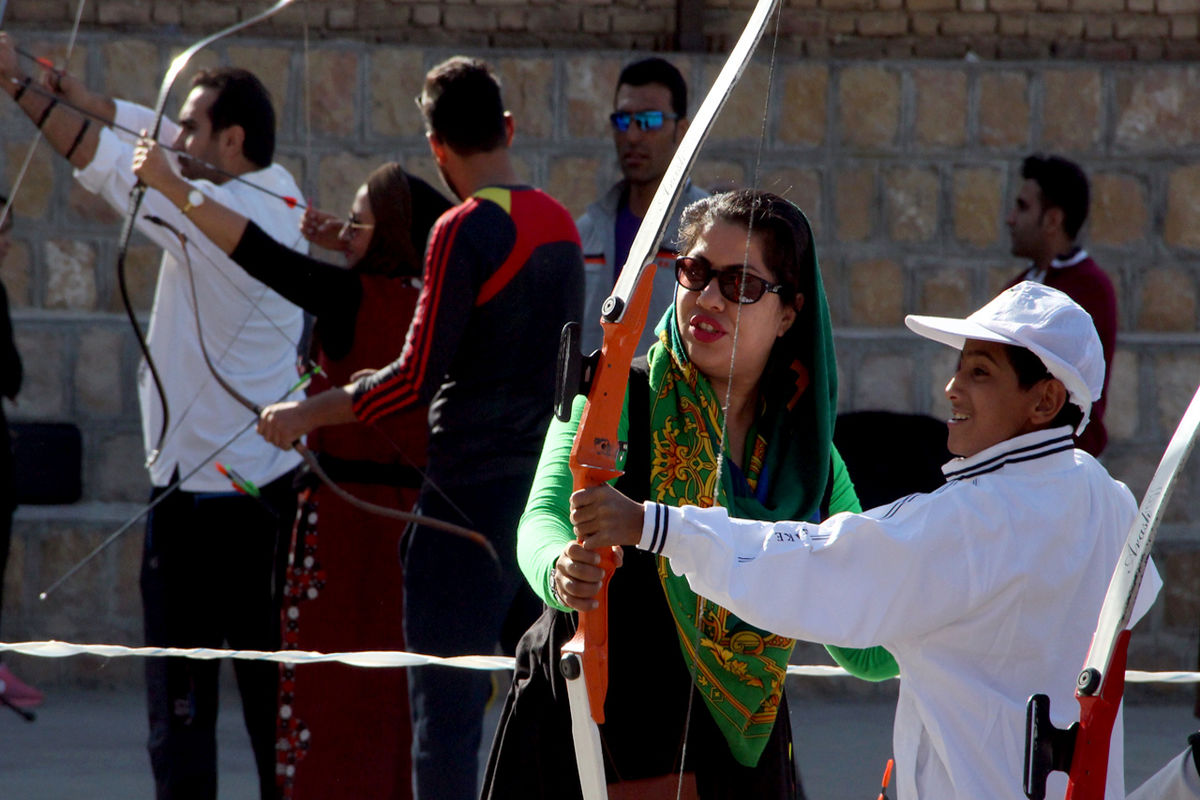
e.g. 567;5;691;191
482;190;888;799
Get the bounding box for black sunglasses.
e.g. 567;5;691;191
674;256;787;305
609;110;679;132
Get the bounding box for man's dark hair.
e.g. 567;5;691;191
418;57;507;155
1003;344;1084;431
192;68;275;169
1021;154;1090;241
616;57;687;119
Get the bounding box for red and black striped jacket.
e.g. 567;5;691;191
352;185;583;487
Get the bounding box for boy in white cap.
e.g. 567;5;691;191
570;282;1162;799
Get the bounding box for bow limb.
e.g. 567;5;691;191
116;0;300;466
296;445;497;560
559;0;782;794
160;220;497;562
1023;384;1200;799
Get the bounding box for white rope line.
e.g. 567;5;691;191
0;641;513;671
2;640;1197;683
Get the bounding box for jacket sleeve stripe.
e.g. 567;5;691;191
352;202;472;423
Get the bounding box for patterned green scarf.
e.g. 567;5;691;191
641;210;838;767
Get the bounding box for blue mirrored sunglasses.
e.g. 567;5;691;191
609;110;679;132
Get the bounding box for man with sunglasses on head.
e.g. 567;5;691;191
577;56;709;356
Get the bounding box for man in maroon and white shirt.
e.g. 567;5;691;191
1006;153;1115;456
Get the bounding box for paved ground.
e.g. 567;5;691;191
0;672;1194;799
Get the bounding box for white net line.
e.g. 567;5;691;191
2;640;1196;683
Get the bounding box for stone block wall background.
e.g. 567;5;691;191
0;19;1196;692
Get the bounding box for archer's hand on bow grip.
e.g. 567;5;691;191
132;138;177;194
571;484;644;552
553;540;625;613
564;260;659;724
257;400;309;450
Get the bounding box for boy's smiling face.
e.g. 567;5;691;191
944;339;1050;458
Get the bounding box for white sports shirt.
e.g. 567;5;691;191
638;426;1162;799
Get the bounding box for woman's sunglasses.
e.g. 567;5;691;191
674;256;786;305
609;110;679;133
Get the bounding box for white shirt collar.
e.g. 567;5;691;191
941;426;1076;482
1025;248;1089;284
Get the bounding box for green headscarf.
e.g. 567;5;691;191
642;192;836;766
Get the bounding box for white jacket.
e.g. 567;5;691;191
639;426;1162;799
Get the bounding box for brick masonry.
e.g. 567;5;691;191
11;0;1200;59
0;26;1196;691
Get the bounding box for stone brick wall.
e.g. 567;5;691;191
7;0;1200;60
0;29;1198;690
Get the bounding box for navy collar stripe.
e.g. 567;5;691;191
943;433;1074;480
949;443;1075;482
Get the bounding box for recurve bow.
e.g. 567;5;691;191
556;1;782;795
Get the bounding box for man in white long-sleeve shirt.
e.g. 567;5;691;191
572;282;1162;799
0;36;305;800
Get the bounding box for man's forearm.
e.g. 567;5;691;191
65;85;116;127
309;385;358;428
4;74;103;168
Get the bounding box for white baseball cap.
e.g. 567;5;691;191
905;281;1105;436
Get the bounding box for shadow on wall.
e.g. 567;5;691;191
834;411;950;511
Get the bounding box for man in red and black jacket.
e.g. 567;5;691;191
1006;154;1115;457
259;57;584;800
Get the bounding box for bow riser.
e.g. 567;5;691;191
1064;629;1128;799
564;259;659;724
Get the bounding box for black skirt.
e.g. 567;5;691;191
480;547;803;800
